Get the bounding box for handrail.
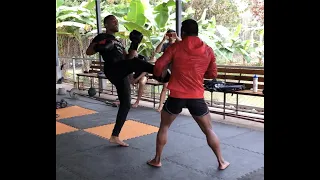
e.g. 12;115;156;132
58;57;264;69
218;65;264;69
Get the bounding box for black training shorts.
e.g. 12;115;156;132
163;97;209;117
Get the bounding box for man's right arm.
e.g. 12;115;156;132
155;40;166;53
86;42;98;55
125;30;143;60
204;49;218;79
154;45;174;77
86;34;104;56
149;40;166;61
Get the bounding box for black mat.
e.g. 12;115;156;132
222;130;264;154
57;95;108;107
129;106;161;114
56;130;108;160
127;109;160;120
237;167;264;180
106;160;221;180
170;121;253;140
58;144;154;180
59;112;116;129
130;113;196;129
56;164;88;180
125;130;207;159
78;103;119;114
168;144;264;179
57;95;264;180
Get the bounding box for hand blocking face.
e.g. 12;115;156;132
166;32;177;41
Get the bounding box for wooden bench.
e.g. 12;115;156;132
145;79;164;108
76;60;164;108
87;60;104;73
76;60;111;95
206;66;264;122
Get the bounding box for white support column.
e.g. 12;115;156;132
56;33;61;82
176;0;182;37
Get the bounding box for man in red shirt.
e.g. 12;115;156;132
147;19;230;170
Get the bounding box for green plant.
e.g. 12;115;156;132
56;0;264;66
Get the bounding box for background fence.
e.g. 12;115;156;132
58;57;264;117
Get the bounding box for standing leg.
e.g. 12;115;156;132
132;76;147;108
109;77;132;147
187;99;230;170
157;83;168;112
147;97;185;167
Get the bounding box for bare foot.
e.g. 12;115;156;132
109;136;129;147
132;101;139;108
218;161;230;170
111;101;120;107
147;159;162;167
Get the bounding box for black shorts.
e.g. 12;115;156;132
163;97;209;117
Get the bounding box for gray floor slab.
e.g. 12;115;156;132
222;130;264;154
56;130;108;160
168;144;264;180
58;144;154;180
125;130;207;159
170;121;253;140
59;112;116;129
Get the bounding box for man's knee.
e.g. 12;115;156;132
139;76;147;85
124;95;132;108
120;99;131;110
163;83;168;89
118;90;132;109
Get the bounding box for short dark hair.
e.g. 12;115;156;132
181;19;198;36
103;15;115;25
167;29;175;33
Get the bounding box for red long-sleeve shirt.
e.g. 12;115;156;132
154;36;217;99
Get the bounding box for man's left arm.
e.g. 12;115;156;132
123;47;135;82
172;32;182;42
204;49;218;79
154;46;174;77
123;49;138;60
124;30;143;60
122;30;143;81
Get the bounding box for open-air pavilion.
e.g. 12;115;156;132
56;1;264;179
